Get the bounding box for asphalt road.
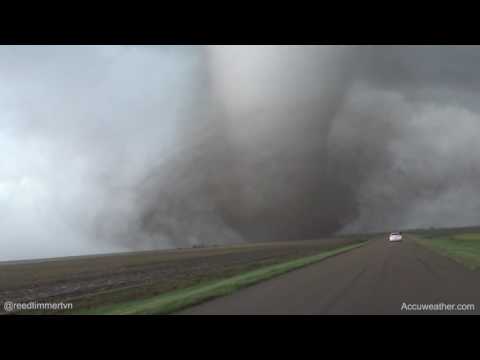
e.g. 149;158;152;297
180;236;480;314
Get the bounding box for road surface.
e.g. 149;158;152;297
180;237;480;314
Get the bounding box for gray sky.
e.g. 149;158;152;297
1;45;480;261
0;45;205;260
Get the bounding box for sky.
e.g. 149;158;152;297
1;45;480;261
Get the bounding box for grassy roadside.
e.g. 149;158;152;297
414;232;480;270
74;242;366;315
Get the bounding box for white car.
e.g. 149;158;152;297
389;232;403;242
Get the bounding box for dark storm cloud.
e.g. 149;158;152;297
2;45;480;260
135;45;480;244
361;46;480;89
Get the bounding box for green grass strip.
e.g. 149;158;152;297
415;234;480;270
76;242;366;315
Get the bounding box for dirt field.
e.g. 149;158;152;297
0;236;364;314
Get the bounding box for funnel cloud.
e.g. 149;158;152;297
1;45;480;260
